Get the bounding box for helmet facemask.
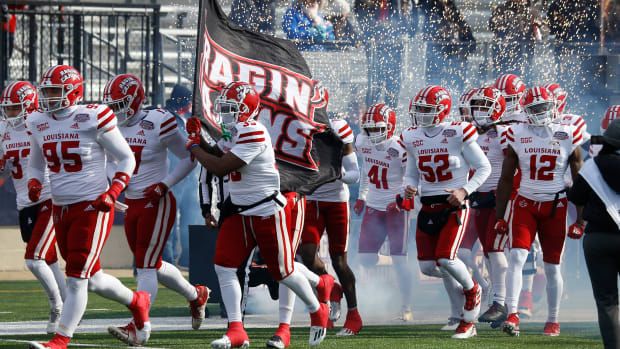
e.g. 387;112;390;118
470;97;496;128
363;125;389;144
105;95;136;126
214;96;256;135
504;94;522;113
38;85;76;113
525;100;555;126
1;102;27;128
411;103;443;127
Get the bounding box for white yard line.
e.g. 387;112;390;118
0;339;170;349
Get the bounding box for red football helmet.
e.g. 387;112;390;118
601;105;620;133
493;74;526;113
214;81;260;127
522;86;556;126
458;87;479;121
38;65;83;113
0;81;38;128
544;82;568;114
361;103;396;144
469;87;506;128
102;74;145;125
409;85;452;127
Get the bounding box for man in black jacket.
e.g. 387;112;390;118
569;119;620;349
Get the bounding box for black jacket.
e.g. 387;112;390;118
569;153;620;234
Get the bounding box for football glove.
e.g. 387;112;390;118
494;218;509;236
143;182;168;204
27;178;43;202
353;199;365;215
567;222;585;240
93;172;130;212
395;194;414;211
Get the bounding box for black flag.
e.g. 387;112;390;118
192;0;343;194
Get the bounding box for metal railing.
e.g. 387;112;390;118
0;2;163;105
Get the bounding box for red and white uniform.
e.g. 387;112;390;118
214;121;296;281
505;123;583;263
356;134;408;256
401;122;491;260
117;109;195;269
461;125;508;251
27;105;134;278
302;119;354;254
2;124;56;262
557;113;589;142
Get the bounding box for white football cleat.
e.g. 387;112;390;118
46;308;61;334
108;321;151;346
441;317;461;331
309;326;326;346
329;300;341;322
336;328;356;337
452;321;477;339
211;335;250;349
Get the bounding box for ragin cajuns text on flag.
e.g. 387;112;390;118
192;0;343;194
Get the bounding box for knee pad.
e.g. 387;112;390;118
509;248;529;269
358;253;379;268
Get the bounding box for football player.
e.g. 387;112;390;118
545;83;590;143
497;86;584;337
26;65;150;349
186;81;329;349
102;74;209;345
493;74;527;123
353;103;415;322
591;105;620;157
401;85;491;339
1;81;66;334
286;93;362;340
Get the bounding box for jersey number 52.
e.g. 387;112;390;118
418;154;453;182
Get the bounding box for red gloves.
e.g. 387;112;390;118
143;182;168;204
395;194;414;211
568;221;586;239
93;172;130;212
494;218;509;236
28;178;42;202
353;199;365;215
186;117;202;136
185;133;201;151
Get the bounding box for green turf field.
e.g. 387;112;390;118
0;279;604;348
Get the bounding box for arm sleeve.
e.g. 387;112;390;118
403;151;420;189
97;126;136;178
340;152;359;184
568;174;590;206
27;134;45;182
462;141;491;195
161;131;197;188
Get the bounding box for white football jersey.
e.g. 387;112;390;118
27;104;116;205
503;110;528;124
119;109;179;199
401;122;479;197
356;134;407;211
217;121;285;217
308;119;355;202
476;125;508;192
2;124;51;209
557;113;590;142
505;123;583;201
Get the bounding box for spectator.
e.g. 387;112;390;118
354;0;411;108
162;84;203;267
321;0;360;43
418;0;475;93
283;0;335;51
489;0;543;79
568;120;620;349
229;0;277;35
